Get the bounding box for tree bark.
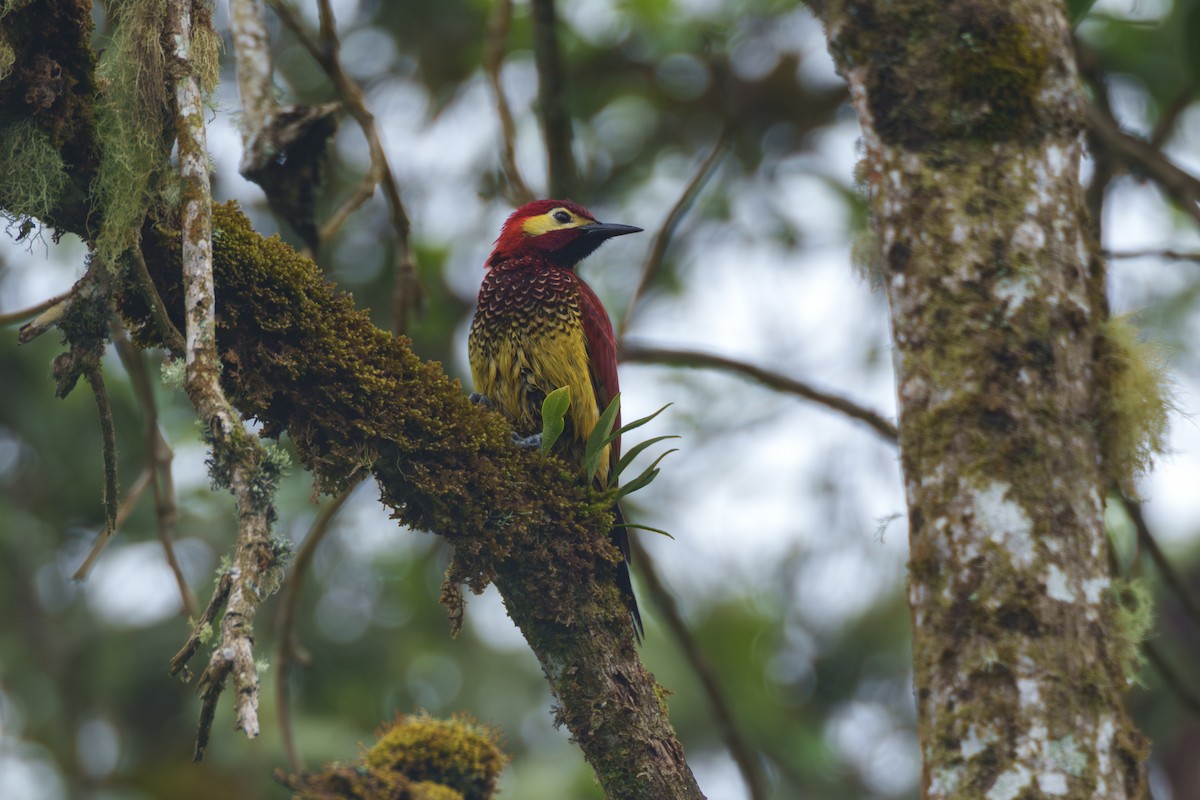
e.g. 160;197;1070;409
813;1;1148;797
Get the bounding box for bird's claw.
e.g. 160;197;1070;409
512;432;542;450
469;392;494;409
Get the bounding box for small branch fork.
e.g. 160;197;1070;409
167;0;284;760
268;0;422;334
483;0;534;204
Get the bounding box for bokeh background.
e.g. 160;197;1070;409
3;0;1200;797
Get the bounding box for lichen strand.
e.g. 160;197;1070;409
0;0;98;231
844;89;1142;800
93;0;173;265
832;0;1071;148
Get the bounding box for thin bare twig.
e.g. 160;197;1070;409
275;483;358;773
1104;248;1200;264
1144;641;1200;718
130;247;186;353
269;0;422;334
632;538;770;800
620;343;899;442
530;0;574;198
1085;102;1200;228
483;0;534;204
72;365;119;579
111;323;197;617
1149;84;1196;150
0;290;73;327
620;131;729;334
73;468;152;580
1118;492;1200;632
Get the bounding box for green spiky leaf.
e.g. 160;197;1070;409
612;448;678;502
584;393;623;484
611;434;681;483
613;522;675;539
540;386;572;455
613;403;671;439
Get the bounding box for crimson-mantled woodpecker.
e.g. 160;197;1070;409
468;199;644;640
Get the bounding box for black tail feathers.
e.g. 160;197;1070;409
612;504;644;643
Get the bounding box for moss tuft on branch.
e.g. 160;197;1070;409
1095;315;1173;494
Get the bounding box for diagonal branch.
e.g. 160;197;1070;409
111;322;197;618
620;343;898;442
275;482;359;773
632;538;769;800
1118;492;1200;632
530;0;575;198
620;130;729;335
1085;102;1200;228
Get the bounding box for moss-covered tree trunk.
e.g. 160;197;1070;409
813;1;1148;797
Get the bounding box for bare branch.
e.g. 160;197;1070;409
1149;84;1196;150
632;538;769;800
275;484;358;773
530;0;574;198
0;289;73;327
483;0;535;204
620;131;728;334
620;343;898;442
1105;248;1200;264
269;0;422;333
1085;102;1200;228
170;0;284;756
1144;641;1200;718
72;364;121;580
228;0;279;161
111;323;197;618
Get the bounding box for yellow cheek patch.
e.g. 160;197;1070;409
521;208;590;237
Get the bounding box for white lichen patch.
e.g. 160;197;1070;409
1082;576;1109;604
1017;677;1042;708
929;766;961;796
987;765;1032;800
996;275;1037;314
1045;564;1075;602
970;482;1034;567
1038;772;1068;795
1047;734;1088;777
961;724;995;759
1013;219;1046;251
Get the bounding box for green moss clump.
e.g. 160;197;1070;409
1095;315;1173;493
1104;578;1154;685
365;714;507;800
0;120;68;219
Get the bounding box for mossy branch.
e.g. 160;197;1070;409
122;201;703;797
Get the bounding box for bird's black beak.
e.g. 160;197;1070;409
580;221;644;239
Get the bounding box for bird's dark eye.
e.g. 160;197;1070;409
553;210;571;224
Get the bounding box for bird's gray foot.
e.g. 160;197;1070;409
512;432;542;449
469;392;494;409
